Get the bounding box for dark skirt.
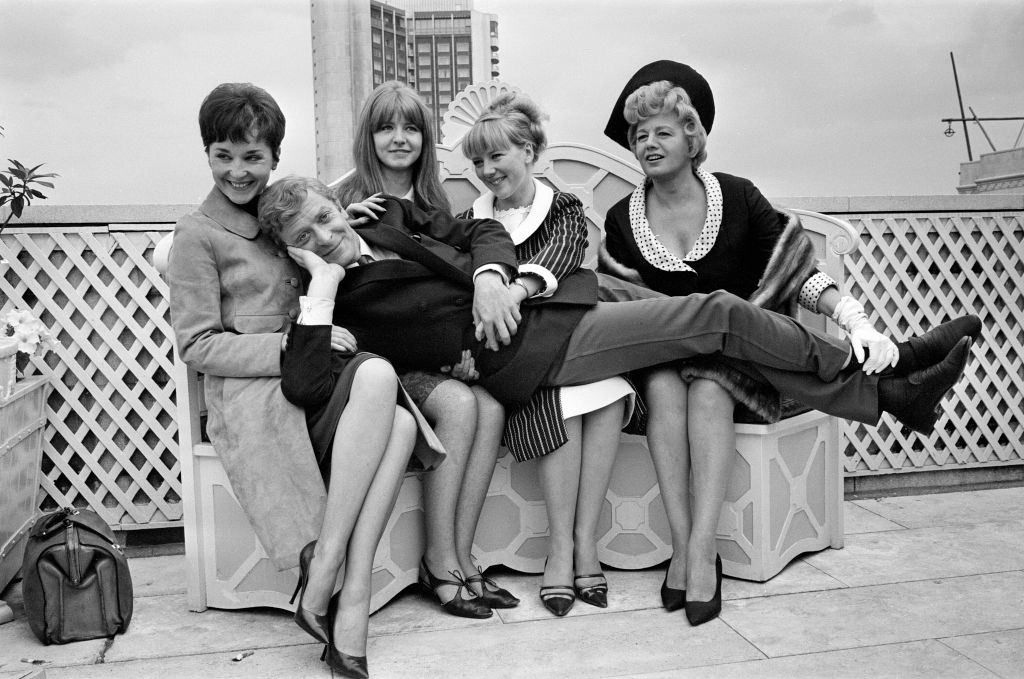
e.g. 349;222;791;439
307;352;379;479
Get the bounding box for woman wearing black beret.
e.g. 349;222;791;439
598;60;977;626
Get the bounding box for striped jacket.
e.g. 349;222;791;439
462;181;637;460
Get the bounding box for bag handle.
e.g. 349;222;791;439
31;508;76;540
31;508;119;547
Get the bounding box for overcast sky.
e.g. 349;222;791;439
1;0;1022;206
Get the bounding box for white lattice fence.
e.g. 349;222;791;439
2;199;1023;531
1;224;180;529
840;212;1024;474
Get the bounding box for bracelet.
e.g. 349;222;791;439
511;280;531;297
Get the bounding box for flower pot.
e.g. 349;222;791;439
0;373;51;596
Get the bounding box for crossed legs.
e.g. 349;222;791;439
300;358;416;656
420;380;507;608
454;385;507;593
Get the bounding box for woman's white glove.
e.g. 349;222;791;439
832;296;898;375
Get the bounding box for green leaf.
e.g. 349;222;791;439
0;174;12;187
30;189;46;199
0;196;9;207
11;196;24;217
33;181;55;189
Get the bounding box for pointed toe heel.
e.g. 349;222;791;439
324;645;369;679
539;585;575;617
573;573;608;609
291;540;330;644
684;554;722;626
660;574;686;612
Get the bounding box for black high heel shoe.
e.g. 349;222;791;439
573;573;608;608
418;558;492;619
290;540;330;644
321;594;369;679
684;554;722;626
466;567;520;608
660;574;686;612
322;644;369;678
539;585;575;617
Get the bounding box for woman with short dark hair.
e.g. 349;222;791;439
168;83;433;678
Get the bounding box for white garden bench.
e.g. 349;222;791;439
153;80;853;613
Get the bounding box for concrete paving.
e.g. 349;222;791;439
1;487;1022;679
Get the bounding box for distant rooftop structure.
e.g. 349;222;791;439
943;52;1024;194
957;148;1024;194
310;0;499;182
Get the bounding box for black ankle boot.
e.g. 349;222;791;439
879;337;971;434
892;315;981;376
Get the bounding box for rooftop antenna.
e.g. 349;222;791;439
946;52;973;161
942;52;1024;160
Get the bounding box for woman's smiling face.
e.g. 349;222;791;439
470;143;535;208
373;114;423;174
207;135;276;205
633;110;691;180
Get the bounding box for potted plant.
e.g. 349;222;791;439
1;124;58;236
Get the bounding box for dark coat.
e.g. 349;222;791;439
332;197;599;407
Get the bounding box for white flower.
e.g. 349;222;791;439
1;307;57;359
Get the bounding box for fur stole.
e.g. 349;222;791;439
601;209;818;424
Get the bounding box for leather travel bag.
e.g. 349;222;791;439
21;507;133;644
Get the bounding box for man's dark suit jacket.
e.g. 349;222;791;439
332;197;599;406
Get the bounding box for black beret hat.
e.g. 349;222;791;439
603;60;715;150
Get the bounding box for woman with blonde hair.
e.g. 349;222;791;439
600;61;980;625
459;91;636;616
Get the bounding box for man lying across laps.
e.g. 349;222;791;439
257;175;978;437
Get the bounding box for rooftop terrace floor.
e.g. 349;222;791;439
2;487;1023;679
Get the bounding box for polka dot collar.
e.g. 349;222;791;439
628;167;723;273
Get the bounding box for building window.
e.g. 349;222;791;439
437;54;450;66
437;41;450;52
456;53;469;65
457;67;470;79
417;41;431;53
